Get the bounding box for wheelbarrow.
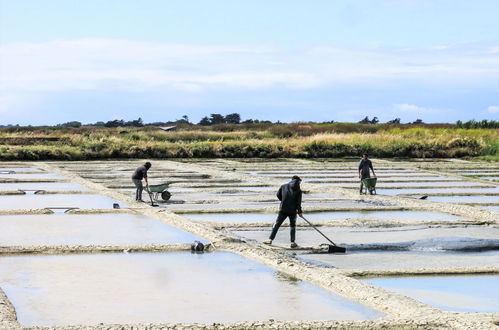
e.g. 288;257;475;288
361;177;377;195
145;183;171;206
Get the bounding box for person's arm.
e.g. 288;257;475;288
369;160;376;177
297;191;303;217
143;168;149;186
276;186;282;201
358;160;363;178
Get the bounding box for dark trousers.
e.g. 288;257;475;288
269;211;297;242
133;179;143;200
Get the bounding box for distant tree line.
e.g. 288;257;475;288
11;113;499;128
456;119;499;129
56;118;144;128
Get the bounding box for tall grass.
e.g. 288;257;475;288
0;124;497;160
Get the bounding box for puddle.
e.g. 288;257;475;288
0;167;43;172
0;182;87;192
231;226;499;249
298;250;499;271
0;252;384;326
379;181;490;187
254;171;422;177
186;210;462;223
0;194;126;210
0;173;65;180
303;177;458;183
0;213;203;246
483;206;499;211
363;275;499;313
166;199;389;213
476;177;499;181
377;187;499;196
316;181;490;188
420;195;499;204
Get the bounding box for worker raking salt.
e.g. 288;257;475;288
132;162;151;202
263;175;303;248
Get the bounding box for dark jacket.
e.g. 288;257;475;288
358;159;373;178
132;165;148;180
277;178;302;214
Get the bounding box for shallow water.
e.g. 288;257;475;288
0;167;43;172
303;177;458;183
0;182;87;192
0;213;203;246
377;187;499;196
186;210;462;223
0;173;65;180
363;275;499;313
256;172;427;178
0;194;125;210
316;181;490;188
422;195;499;204
476;176;499;181
483;206;499;211
372;181;488;188
165;199;391;212
0;252;384;326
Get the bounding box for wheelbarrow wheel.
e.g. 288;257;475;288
161;190;171;201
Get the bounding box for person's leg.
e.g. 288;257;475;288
289;214;297;243
269;211;288;240
137;180;143;200
360;173;370;194
133;179;143;200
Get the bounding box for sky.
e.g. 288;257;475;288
0;0;498;125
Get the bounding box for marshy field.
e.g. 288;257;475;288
0;123;498;160
0;124;498;330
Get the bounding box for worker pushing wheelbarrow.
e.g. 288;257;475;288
358;153;377;195
132;162;172;206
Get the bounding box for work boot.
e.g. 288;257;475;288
263;239;272;245
290;242;298;248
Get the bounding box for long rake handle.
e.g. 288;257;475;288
299;215;338;247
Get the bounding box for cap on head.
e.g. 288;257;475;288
292;175;302;182
145;162;152;169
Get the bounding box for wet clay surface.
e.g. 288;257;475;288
230;225;499;250
299;250;499;271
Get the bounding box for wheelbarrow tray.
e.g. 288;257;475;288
361;177;377;188
145;183;170;193
145;183;172;204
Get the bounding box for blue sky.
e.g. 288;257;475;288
0;0;498;125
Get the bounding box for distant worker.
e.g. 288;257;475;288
132;162;151;201
263;175;303;248
358;153;376;194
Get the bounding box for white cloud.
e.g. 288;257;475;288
393;103;430;113
488;106;499;113
0;38;498;97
